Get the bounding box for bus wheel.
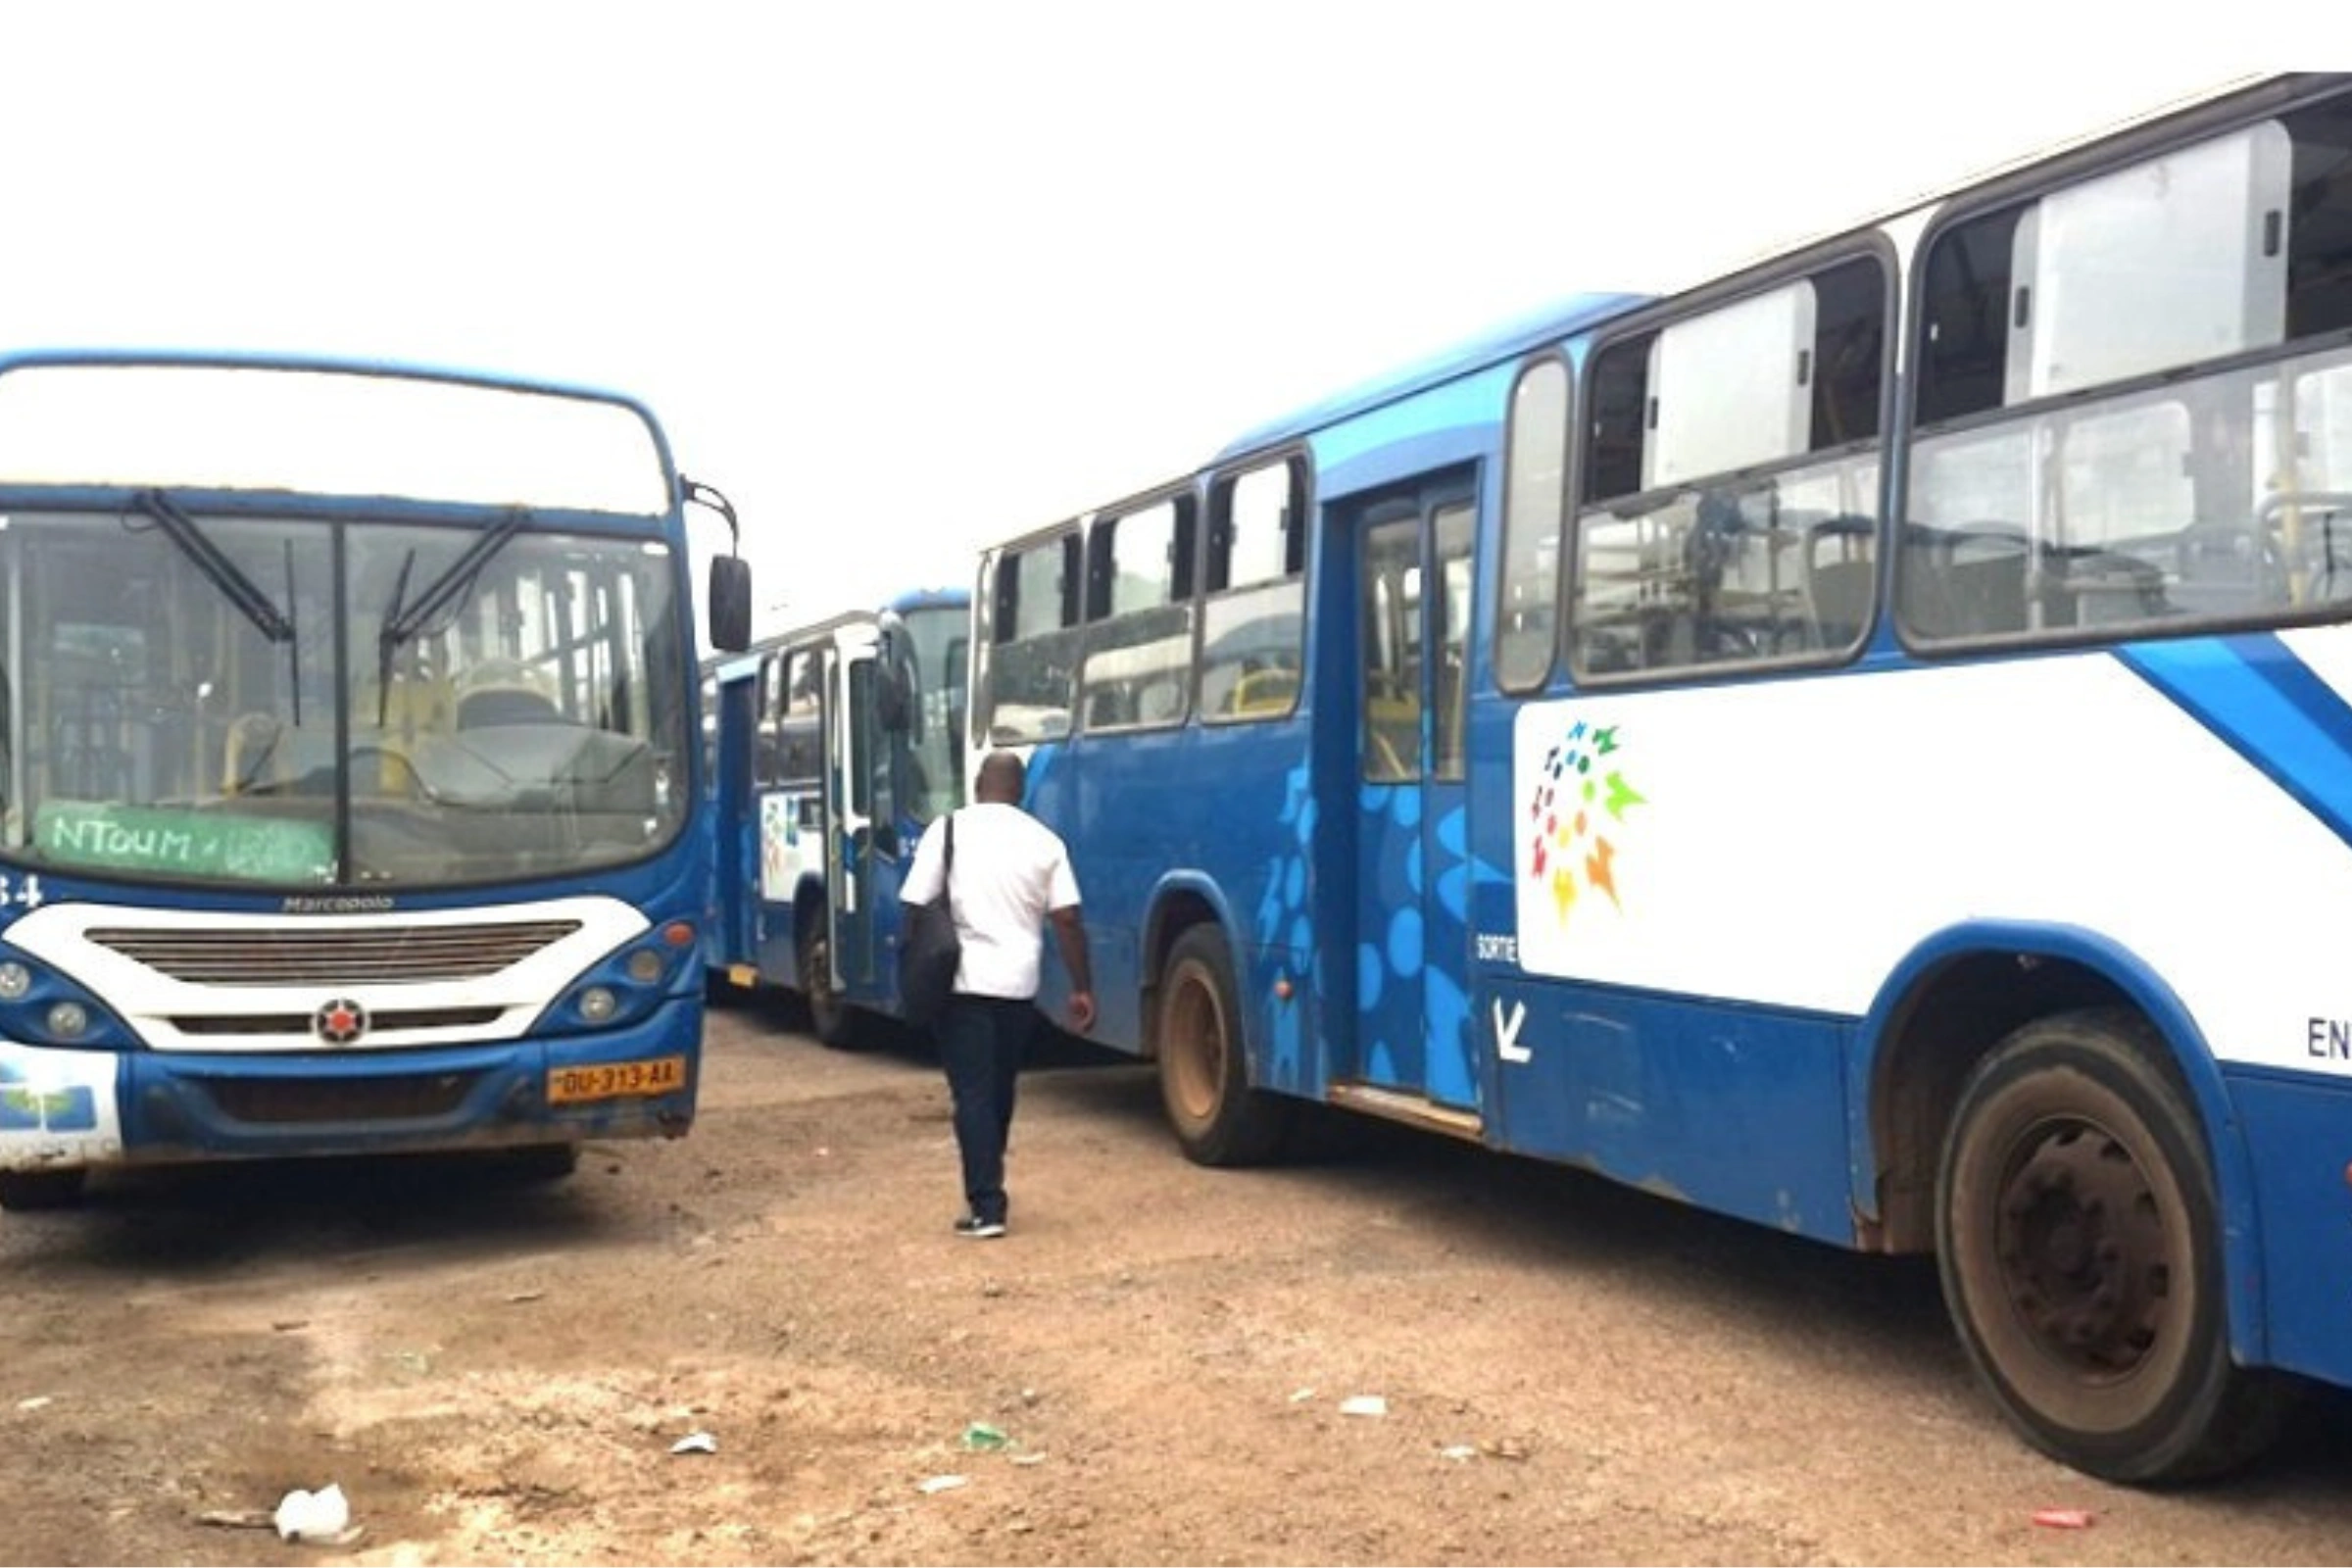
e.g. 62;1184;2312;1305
798;926;861;1051
0;1167;87;1211
1936;1007;2290;1482
1155;926;1292;1167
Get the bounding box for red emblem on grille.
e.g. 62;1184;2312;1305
314;998;368;1046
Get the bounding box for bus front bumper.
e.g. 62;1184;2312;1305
0;1010;701;1172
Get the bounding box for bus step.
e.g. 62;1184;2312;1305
1327;1082;1483;1143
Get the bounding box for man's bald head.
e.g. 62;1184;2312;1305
975;750;1027;805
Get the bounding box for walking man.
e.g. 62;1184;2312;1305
899;749;1095;1238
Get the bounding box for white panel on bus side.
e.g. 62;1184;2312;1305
1505;644;2352;1080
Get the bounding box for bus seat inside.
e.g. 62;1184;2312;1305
1901;523;2031;639
1803;515;1877;647
1227;666;1298;715
2171;518;2284;614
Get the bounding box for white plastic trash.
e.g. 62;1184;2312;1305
273;1483;351;1543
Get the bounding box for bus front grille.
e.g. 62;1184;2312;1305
192;1071;482;1124
84;921;585;984
170;1007;509;1037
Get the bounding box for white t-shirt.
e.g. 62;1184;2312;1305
900;802;1082;1001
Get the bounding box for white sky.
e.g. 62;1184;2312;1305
0;3;2314;643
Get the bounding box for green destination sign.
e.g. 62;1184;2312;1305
34;802;334;882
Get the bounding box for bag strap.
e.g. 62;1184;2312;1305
942;811;957;914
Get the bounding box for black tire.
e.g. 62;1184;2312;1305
0;1167;87;1211
1155;925;1292;1167
1936;1007;2292;1483
798;924;862;1051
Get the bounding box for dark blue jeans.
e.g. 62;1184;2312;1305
935;994;1040;1225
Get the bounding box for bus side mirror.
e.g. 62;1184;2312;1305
708;556;753;652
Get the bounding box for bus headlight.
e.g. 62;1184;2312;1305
46;1001;88;1039
624;949;665;984
578;987;618;1024
0;961;29;1001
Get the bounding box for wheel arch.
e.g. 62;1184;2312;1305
1850;919;2267;1364
1139;874;1243;1064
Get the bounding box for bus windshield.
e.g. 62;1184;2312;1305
0;364;691;891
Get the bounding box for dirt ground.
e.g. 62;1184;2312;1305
4;997;2352;1568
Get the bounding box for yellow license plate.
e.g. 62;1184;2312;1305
548;1054;687;1104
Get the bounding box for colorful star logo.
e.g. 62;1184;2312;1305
1526;719;1646;925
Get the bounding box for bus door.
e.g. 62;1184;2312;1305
755;643;824;983
707;664;758;972
1349;483;1478;1110
825;631;893;997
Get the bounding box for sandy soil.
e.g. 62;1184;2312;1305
3;998;2350;1567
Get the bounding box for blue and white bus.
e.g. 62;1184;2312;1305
0;350;753;1208
971;73;2352;1482
705;586;967;1046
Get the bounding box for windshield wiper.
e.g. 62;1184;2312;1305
379;507;531;651
375;548;419;728
132;490;294;643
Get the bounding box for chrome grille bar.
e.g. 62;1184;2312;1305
83;920;585;984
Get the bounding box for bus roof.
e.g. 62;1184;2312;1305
1213;75;2295;475
878;584;972;618
0;350;675;515
1212;289;1651;464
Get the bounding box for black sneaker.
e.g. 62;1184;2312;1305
953;1214;1006;1239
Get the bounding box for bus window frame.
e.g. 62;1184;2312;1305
1495;353;1572;696
1199;451;1309;726
1076;484;1199;736
1894;87;2352;658
979;518;1086;747
1566;241;1896;689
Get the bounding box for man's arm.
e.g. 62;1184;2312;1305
1049;905;1096;1033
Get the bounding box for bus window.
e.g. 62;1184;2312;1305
1361;514;1421;780
849;656;880;822
984;530;1081;743
755;651;785;787
901;607;966;822
699;670;718;795
1903;95;2352;644
1573;256;1886;676
775;647;821;784
1497;359;1569;693
1078;496;1195;732
1432;501;1473;780
1200;459;1305;722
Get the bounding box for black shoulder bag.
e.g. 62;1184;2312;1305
898;813;961;1027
